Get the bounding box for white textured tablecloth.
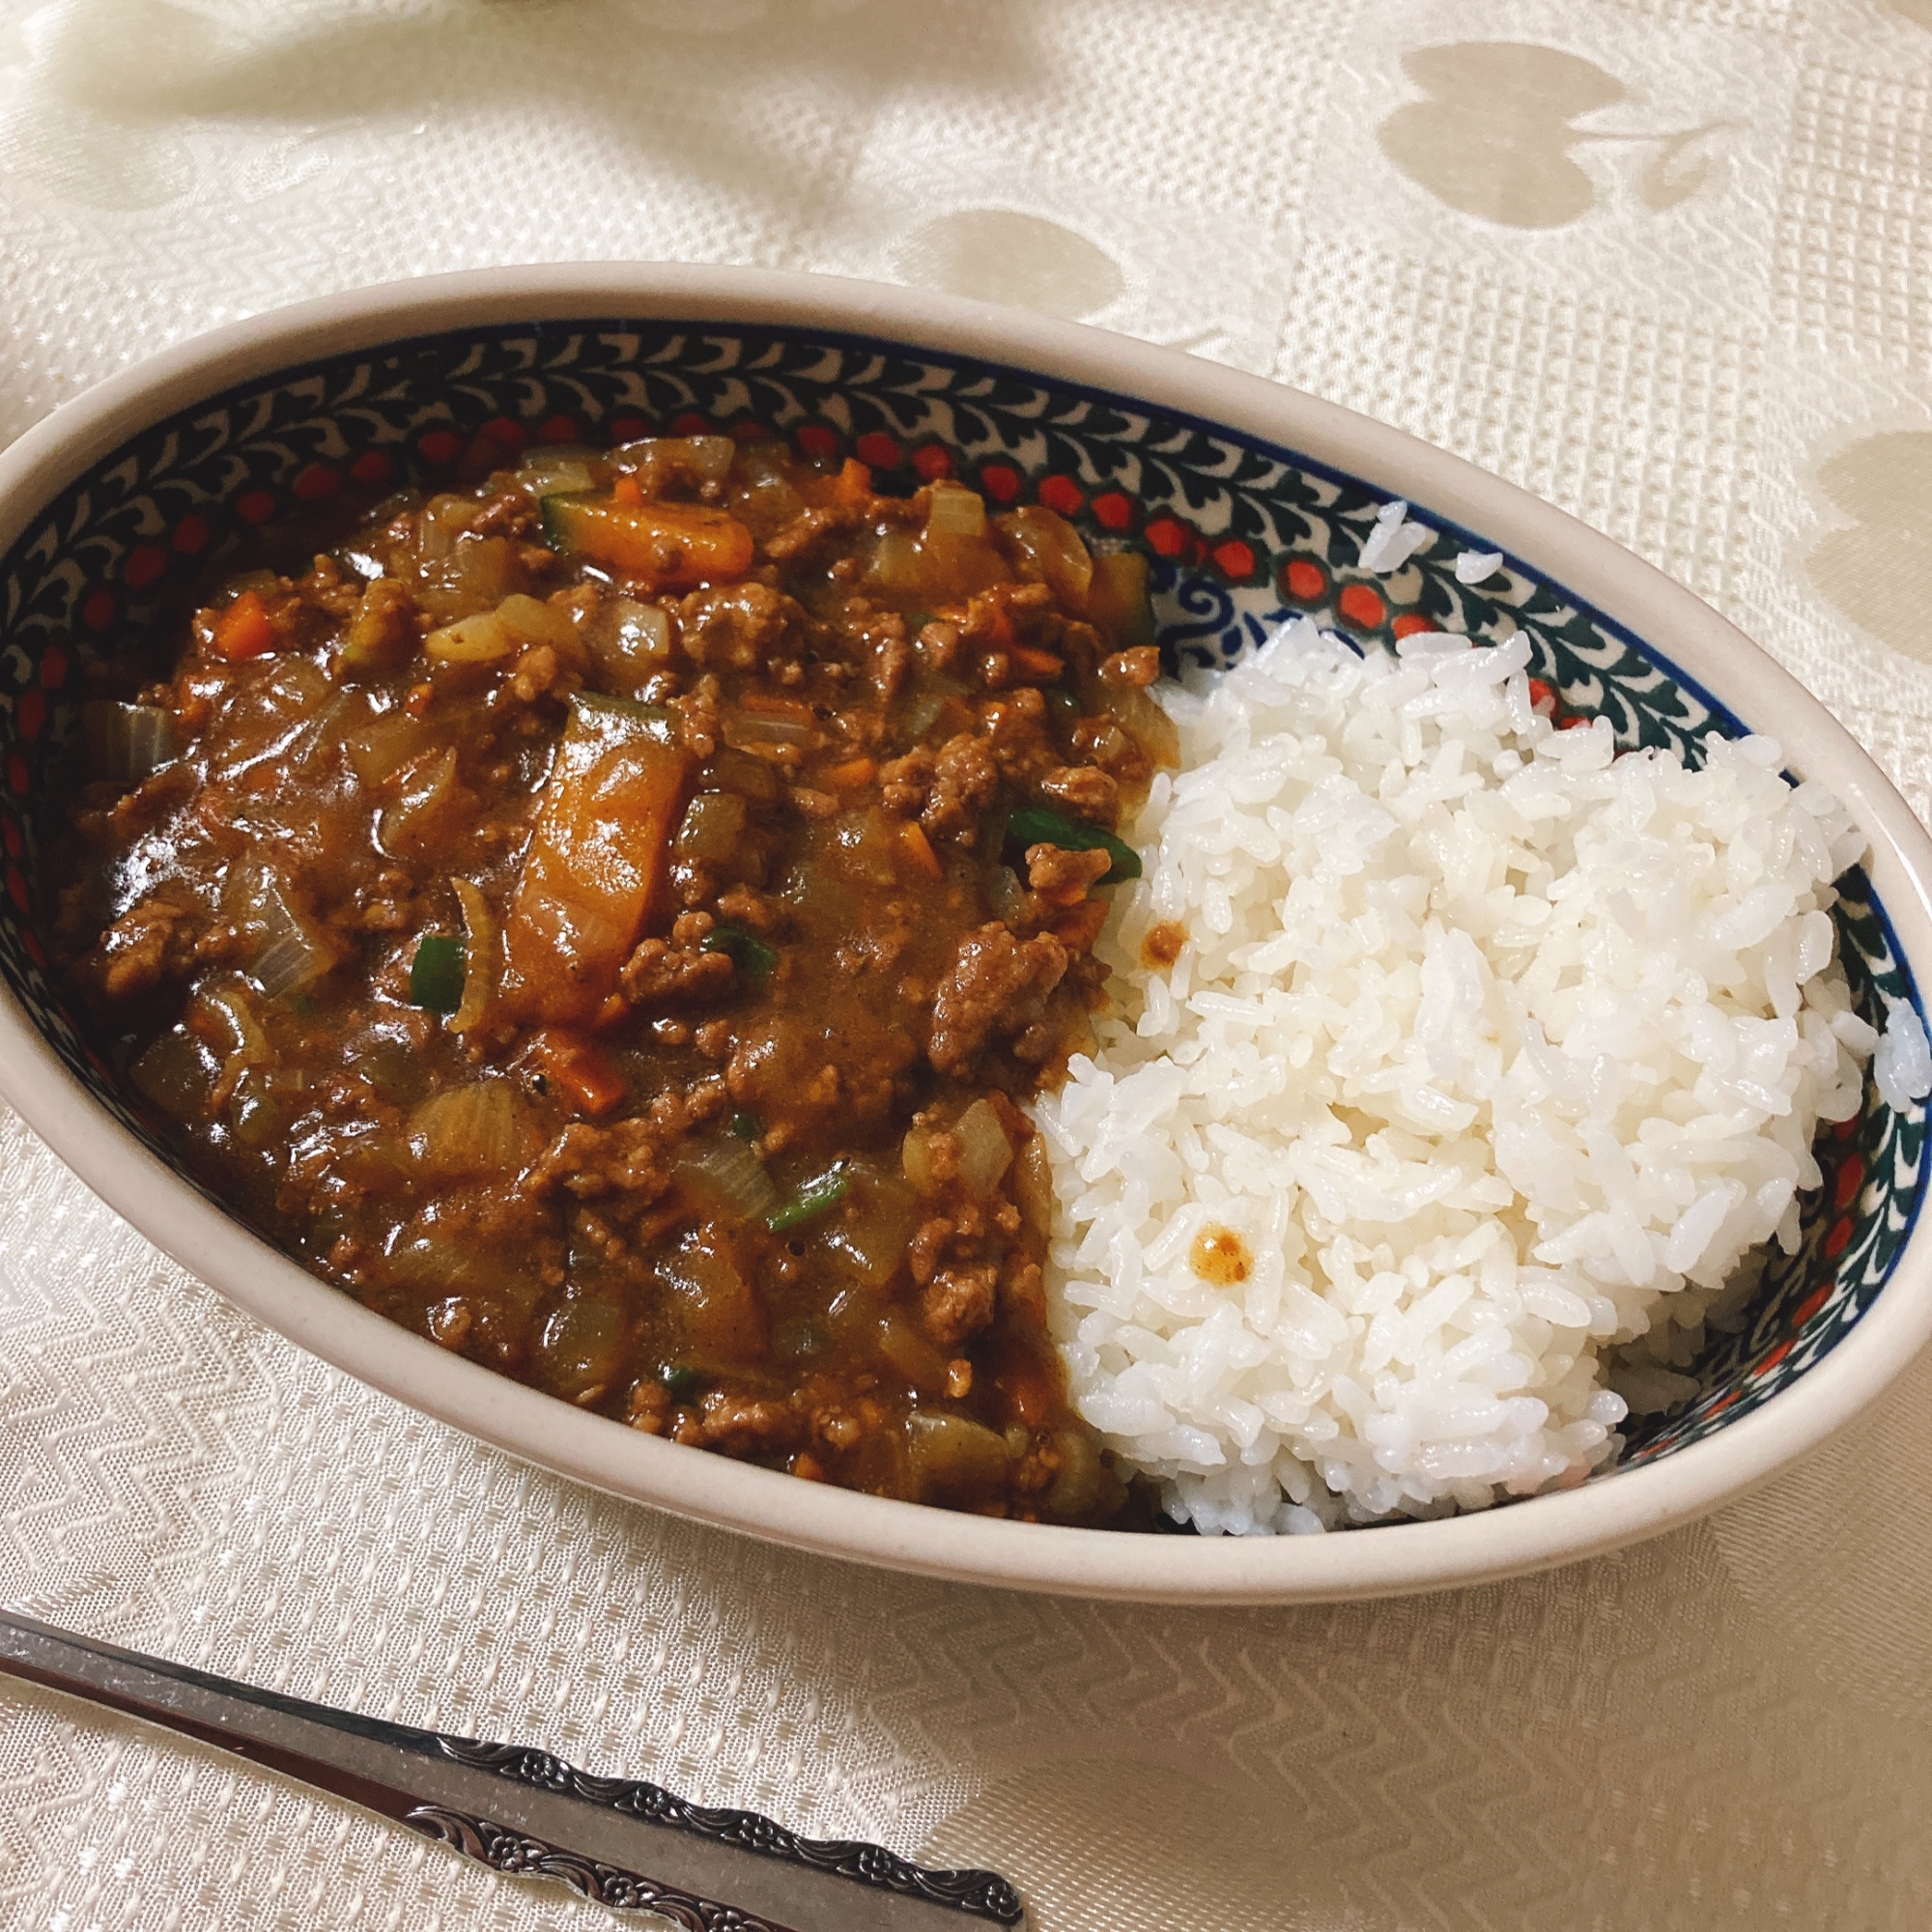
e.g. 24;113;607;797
3;1;1931;1924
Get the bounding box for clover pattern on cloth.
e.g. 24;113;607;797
1;1;1931;1928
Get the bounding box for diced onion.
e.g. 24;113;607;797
925;484;987;540
591;596;674;695
995;505;1093;606
82;701;177;782
821;1168;917;1288
954;1098;1013;1198
449;878;496;1035
867;533;923;595
410;1081;519;1178
675;1132;781;1222
1105;681;1180;769
906;1411;1014;1497
675;791;747;861
425;610;513;663
514;447;598;498
227;861;329;999
611;435;736;489
417;493;475;562
901;1124;938;1195
723;709;819;751
1088;548;1156;647
494;593;575;646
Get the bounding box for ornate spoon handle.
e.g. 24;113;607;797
0;1610;1023;1931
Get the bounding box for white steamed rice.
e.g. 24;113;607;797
1034;618;1900;1533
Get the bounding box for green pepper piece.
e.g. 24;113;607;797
729;1111;762;1144
660;1366;699;1399
1005;802;1143;885
766;1159;851;1234
702;922;779;976
408;932;465;1014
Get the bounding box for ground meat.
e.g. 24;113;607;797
525;1119;672;1201
696;1390;798;1453
879;747;934;816
678;582;797;670
1037;763;1120;822
927;923;1069;1074
1025;842;1112;904
620;937;735;1007
344;577;419;666
89;892;208;1001
764;503;865;564
923;1264;999;1347
922;732;1000;843
470;492;542;540
1100;645;1161;689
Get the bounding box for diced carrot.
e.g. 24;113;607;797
1009;645;1065;682
404;681;434;720
898;820;944;879
825;756;876;790
830;458;872;505
1052;897;1109;952
213;590;277;662
1003;1367;1053;1429
981;601;1016;649
534;1029;628;1116
611;473;645;509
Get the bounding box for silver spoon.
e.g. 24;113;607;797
0;1610;1023;1931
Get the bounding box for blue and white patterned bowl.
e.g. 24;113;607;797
2;266;1928;1601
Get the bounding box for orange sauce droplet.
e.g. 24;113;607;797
1142;920;1187;969
1190;1225;1251;1286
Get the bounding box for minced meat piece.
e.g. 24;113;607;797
1037;763;1120;822
525;1120;672;1201
678;582;798;670
620;937;735;1007
89;891;209;1001
923;1264;999;1348
922;733;1000;843
928;923;1069;1074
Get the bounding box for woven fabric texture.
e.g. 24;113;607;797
2;1;1930;1925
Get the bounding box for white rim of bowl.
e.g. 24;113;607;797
2;263;1930;1605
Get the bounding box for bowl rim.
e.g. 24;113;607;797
4;259;1930;1604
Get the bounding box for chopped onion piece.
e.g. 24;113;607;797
925;484;987;540
723;708;819;751
410;1081;519;1178
417;492;475;562
954;1098;1012;1198
228;861;329;999
591;596;674;694
867;533;923;595
495;593;575;646
995;505;1093;606
449;879;496;1035
906;1411;1013;1498
675;791;748;861
82;701;177;782
514;446;598;498
676;1132;781;1222
611;435;736;490
425;610;513;663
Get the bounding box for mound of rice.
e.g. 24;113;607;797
1034;619;1894;1533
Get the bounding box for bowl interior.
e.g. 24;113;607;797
0;312;1922;1484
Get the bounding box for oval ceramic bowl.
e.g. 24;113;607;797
1;265;1929;1603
